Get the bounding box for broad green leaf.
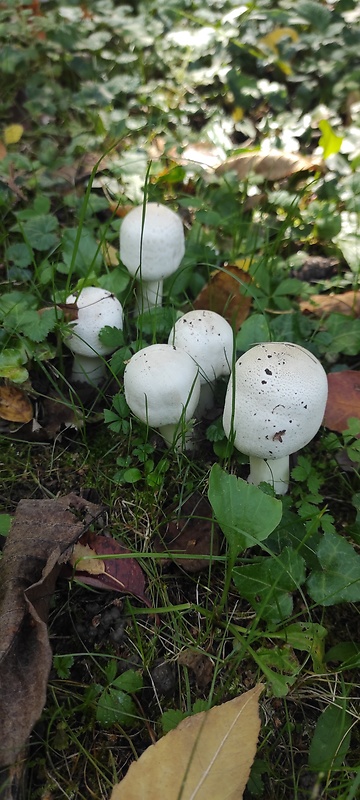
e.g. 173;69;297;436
161;709;188;734
235;314;270;352
112;670;143;694
297;0;331;30
61;228;103;276
232;547;306;623
22;214;59;251
308;701;352;772
96;687;138;728
208;464;282;559
6;242;33;268
318;120;343;160
307;531;360;605
272;622;327;672
325;642;360;670
98;325;124;349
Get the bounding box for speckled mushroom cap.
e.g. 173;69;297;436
66;286;123;357
124;344;201;428
223;342;328;460
168;310;234;383
119;203;185;281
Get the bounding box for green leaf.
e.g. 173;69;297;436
22;214;59;251
98;325;124;349
297;0;332;30
325;642;360;670
235;314;270;353
318;120;343;160
61;228;103;276
308;700;352;772
273;622;327;672
232;547;306;623
53;654;75;679
123;468;142;483
95;687;138;729
0;514;12;536
161;709;188;734
112;670;143;694
6;242;33;267
208;464;282;559
307;531;360;605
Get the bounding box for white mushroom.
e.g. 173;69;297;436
223;342;328;494
168;309;234;414
65;286;123;385
124;343;201;449
119;202;185;314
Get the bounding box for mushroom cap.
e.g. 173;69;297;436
168;309;234;383
223;342;328;460
124;344;201;428
119;203;185;281
66;286;123;358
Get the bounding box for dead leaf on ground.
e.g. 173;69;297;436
110;684;263;800
70;530;151;607
0;495;103;770
193;262;252;330
323;370;360;433
153;494;219;573
170;142;225;170
216;150;322;181
300;291;360;318
178;649;214;688
0;141;7;159
0;385;33;423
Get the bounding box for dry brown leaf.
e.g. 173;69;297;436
0;141;7;160
193;262;252;330
300;291;360;318
178;649;214;689
173;142;224;170
0;494;103;769
216;150;322;180
0;385;33;423
323;370;360;433
154;494;219;573
110;684;263;800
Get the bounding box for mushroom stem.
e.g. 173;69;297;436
135;278;163;315
71;354;106;386
158;419;195;451
195;379;216;417
248;455;290;495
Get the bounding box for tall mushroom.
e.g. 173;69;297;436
223;342;328;494
168;309;234;414
65;286;123;385
124;343;200;449
119;202;185;314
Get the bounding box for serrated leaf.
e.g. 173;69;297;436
96;687;138;728
307;531;360;605
22;215;59;251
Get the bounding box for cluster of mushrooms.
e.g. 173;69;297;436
64;202;328;496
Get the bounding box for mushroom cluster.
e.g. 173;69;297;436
222;342;328;494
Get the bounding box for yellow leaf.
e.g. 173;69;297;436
69;543;105;575
259;27;298;55
232;107;244;122
3;124;24;145
110;684;263;800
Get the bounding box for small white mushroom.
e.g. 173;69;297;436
124;343;201;449
223;342;328;494
119;202;185;313
65;286;123;385
168;309;234;414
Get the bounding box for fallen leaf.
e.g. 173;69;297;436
193;262;252;329
110;684;263;800
0;385;33;423
71;531;151;607
3;125;24;146
172;142;224;170
70;542;106;574
154;494;219;573
0;495;103;769
300;291;360;318
216;150;322;181
178;649;214;688
323;370;360;433
0;141;7;159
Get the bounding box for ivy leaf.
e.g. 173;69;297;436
307;531;360;605
232;547;306;623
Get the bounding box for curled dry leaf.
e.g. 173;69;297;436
110;684;263;800
0;495;103;769
178;649;214;689
193;262;252;330
216;150;322;181
0;385;33;423
300;291;360;318
323;370;360;433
